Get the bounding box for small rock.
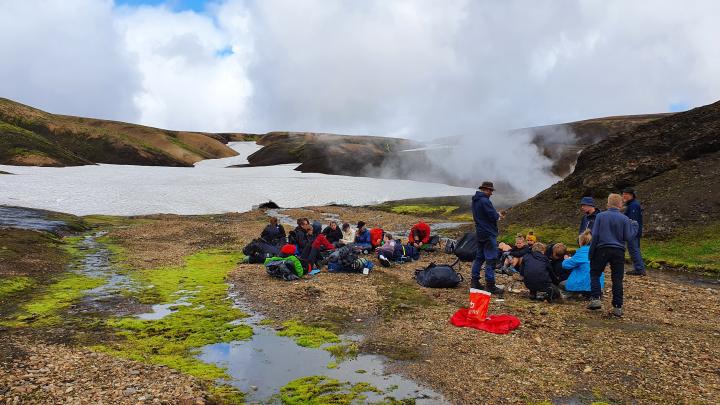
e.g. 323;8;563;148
124;387;138;396
250;385;258;391
583;366;593;373
355;318;363;322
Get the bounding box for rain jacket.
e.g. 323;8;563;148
408;222;431;244
579;208;599;236
561;245;604;292
322;226;343;243
472;191;499;237
355;229;371;245
312;234;336;251
261;224;286;244
520;251;558;292
590;208;638;255
624;199;643;238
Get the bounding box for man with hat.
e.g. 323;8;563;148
470;181;504;294
622;187;646;276
579;196;599;236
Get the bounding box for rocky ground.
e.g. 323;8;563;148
1;205;719;404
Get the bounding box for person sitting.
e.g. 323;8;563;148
526;232;537;247
499;234;531;274
322;221;344;245
376;233;397;267
261;217;286;245
288;218;311;251
408;221;437;250
519;242;562;302
354;221;372;252
545;242;569;283
561;230;604;295
340;223;355;246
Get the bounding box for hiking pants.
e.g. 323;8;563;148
626;237;646;273
590;247;625;308
471;233;498;282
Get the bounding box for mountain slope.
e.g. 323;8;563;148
0;98;240;167
505;100;720;238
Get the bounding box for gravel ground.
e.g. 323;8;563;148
0;336;206;404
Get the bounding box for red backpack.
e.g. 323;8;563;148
369;228;384;248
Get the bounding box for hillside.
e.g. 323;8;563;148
505;99;720;240
0;98;242;167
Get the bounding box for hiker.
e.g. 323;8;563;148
526;232;537;246
588;193;638;317
519;242;562;302
622;188;646;276
470;181;504;294
408;221;432;248
322;221;343;245
498;234;531;274
304;227;336;267
545;243;569;283
340;223;355;246
260;217;286;245
377;233;396;267
579;196;599;236
354;221;372;251
288;218;311;250
561;230;604;294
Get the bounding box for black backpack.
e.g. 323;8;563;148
454;232;478;262
243;239;281;264
265;260;299;281
414;259;464;288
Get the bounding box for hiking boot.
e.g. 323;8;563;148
470;277;482;290
483;281;504;296
587;299;602;311
610;307;623;317
625;270;646;276
378;255;391;267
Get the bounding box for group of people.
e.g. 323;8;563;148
470;181;645;317
258;216;439;273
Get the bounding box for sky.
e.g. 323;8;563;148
2;0;720;195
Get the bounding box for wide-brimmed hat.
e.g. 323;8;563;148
579;196;596;207
621;187;636;197
479;181;495;191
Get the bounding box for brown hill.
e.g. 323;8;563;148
0;98;242;167
505;100;720;238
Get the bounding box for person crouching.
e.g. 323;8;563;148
519;242;562;302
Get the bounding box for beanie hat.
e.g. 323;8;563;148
526;232;537;243
280;244;296;256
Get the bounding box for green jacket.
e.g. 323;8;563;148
264;256;304;277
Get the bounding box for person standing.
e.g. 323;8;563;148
622;188;646;276
588;193;638;317
470;181;504;294
578;196;599;236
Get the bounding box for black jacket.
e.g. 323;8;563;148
322;226;343;243
520;251;558;292
546;243;571;282
288;226;310;249
508;245;531;258
261;224;286;244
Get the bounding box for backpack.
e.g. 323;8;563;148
243;239;281;264
327;246;359;272
414;259;464;288
454;232;478;262
393;241;419;263
369;228;384;248
265;260;300;281
443;238;458;254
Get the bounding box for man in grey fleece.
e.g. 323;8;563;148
588;193;639;317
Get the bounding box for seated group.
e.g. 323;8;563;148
247;217;439;278
497;230;604;302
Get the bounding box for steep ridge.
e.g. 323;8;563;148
0;98;240;167
505;100;720;237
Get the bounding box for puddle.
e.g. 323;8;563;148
0;205;70;233
198;302;449;404
136;296;192;320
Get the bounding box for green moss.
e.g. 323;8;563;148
3;273;104;326
277;320;341;348
326;361;338;369
642;222;720;273
375;273;434;320
325;343;359;361
0;276;35;299
500;225;578;247
208;385;246;404
389;205;459;217
280;376;381;405
99;250;252;380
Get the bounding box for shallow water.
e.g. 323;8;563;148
0;142;475;216
198;304;449;404
0;206;68;233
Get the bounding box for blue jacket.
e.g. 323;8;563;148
472;191;499;237
579;209;599;236
624;199;643;238
590;208;637;255
561;245;604;292
355;229;371;245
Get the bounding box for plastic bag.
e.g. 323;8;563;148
467;288;491;322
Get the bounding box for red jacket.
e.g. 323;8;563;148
408;222;431;244
312;234;335;250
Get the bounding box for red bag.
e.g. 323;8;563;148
467;288;491;322
450;309;520;334
370;228;384;248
